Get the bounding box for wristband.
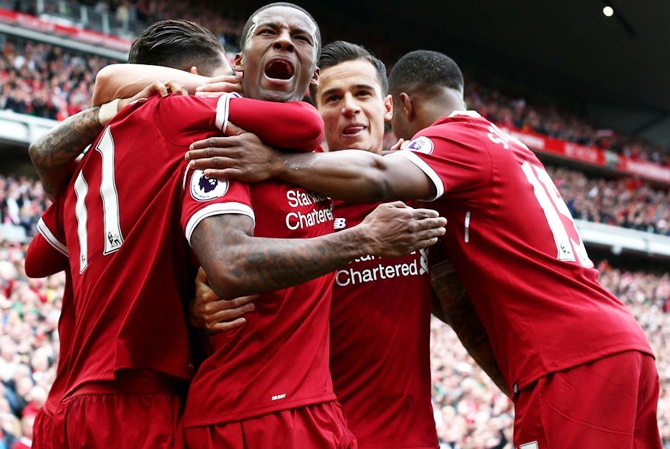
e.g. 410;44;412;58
98;98;121;126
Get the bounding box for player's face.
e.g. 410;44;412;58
234;6;319;102
315;59;392;154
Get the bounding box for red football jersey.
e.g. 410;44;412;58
391;111;654;392
330;200;437;449
39;95;257;396
34;95;325;400
184;179;336;426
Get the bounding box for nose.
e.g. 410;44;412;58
273;29;295;52
342;93;360;116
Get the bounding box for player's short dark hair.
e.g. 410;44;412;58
239;2;321;57
308;40;388;101
128;19;227;76
388;50;464;97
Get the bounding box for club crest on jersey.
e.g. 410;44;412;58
190;169;228;201
405;136;434;154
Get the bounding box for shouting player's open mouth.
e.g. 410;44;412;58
264;58;295;87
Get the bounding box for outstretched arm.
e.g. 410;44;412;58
191;201;447;300
92;63;240;105
187;143;435;203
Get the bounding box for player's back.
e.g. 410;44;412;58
401;111;654;392
58;95;230;394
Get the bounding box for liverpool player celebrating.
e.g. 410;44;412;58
185;49;662;448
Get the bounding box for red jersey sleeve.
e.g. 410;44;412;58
155;94;323;152
227;98;324;152
181;166;254;244
29;200;68;277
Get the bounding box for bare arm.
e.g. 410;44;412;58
431;266;511;397
29;106;103;199
30;82;179;199
191;202;446;300
92;64;240;105
187;140;436;203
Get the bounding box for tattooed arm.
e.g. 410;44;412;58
29;83;179;200
431;267;511;397
29;107;104;200
191;202;447;300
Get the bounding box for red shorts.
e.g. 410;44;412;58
513;350;662;449
33;408;55;449
184;401;357;449
51;375;186;449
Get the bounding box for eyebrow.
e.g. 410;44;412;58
320;84;377;98
256;21;314;39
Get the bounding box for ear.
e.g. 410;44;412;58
189;66;199;75
383;94;393;122
399;92;413;120
232;52;244;72
309;67;320;88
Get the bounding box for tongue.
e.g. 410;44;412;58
344;126;364;135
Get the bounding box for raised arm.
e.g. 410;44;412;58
190;201;446;300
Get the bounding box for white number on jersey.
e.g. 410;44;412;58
73;126;124;273
521;162;593;268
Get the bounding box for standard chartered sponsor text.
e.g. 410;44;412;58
286;189;333;230
336;254;427;287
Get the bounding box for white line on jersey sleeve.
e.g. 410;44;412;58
185;203;255;245
36;218;68;257
389;151;445;201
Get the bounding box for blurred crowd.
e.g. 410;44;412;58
0;168;669;448
548;166;670;235
1;0;669;447
465;79;670;166
1;0;670;166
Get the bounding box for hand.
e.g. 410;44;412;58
389;138;406;151
359;201;447;257
195;74;243;98
185;125;283;183
189;267;257;333
118;80;188;109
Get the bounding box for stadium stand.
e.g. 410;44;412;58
0;1;669;448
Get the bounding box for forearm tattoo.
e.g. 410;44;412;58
30;107;103;197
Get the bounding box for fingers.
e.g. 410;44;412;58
188;136;235;153
196;266;208;283
195;77;243;97
165;80;188;96
147;81;168;97
389;138;405;151
202;295;257;333
207;317;248;332
225;122;247;136
204;75;241;85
